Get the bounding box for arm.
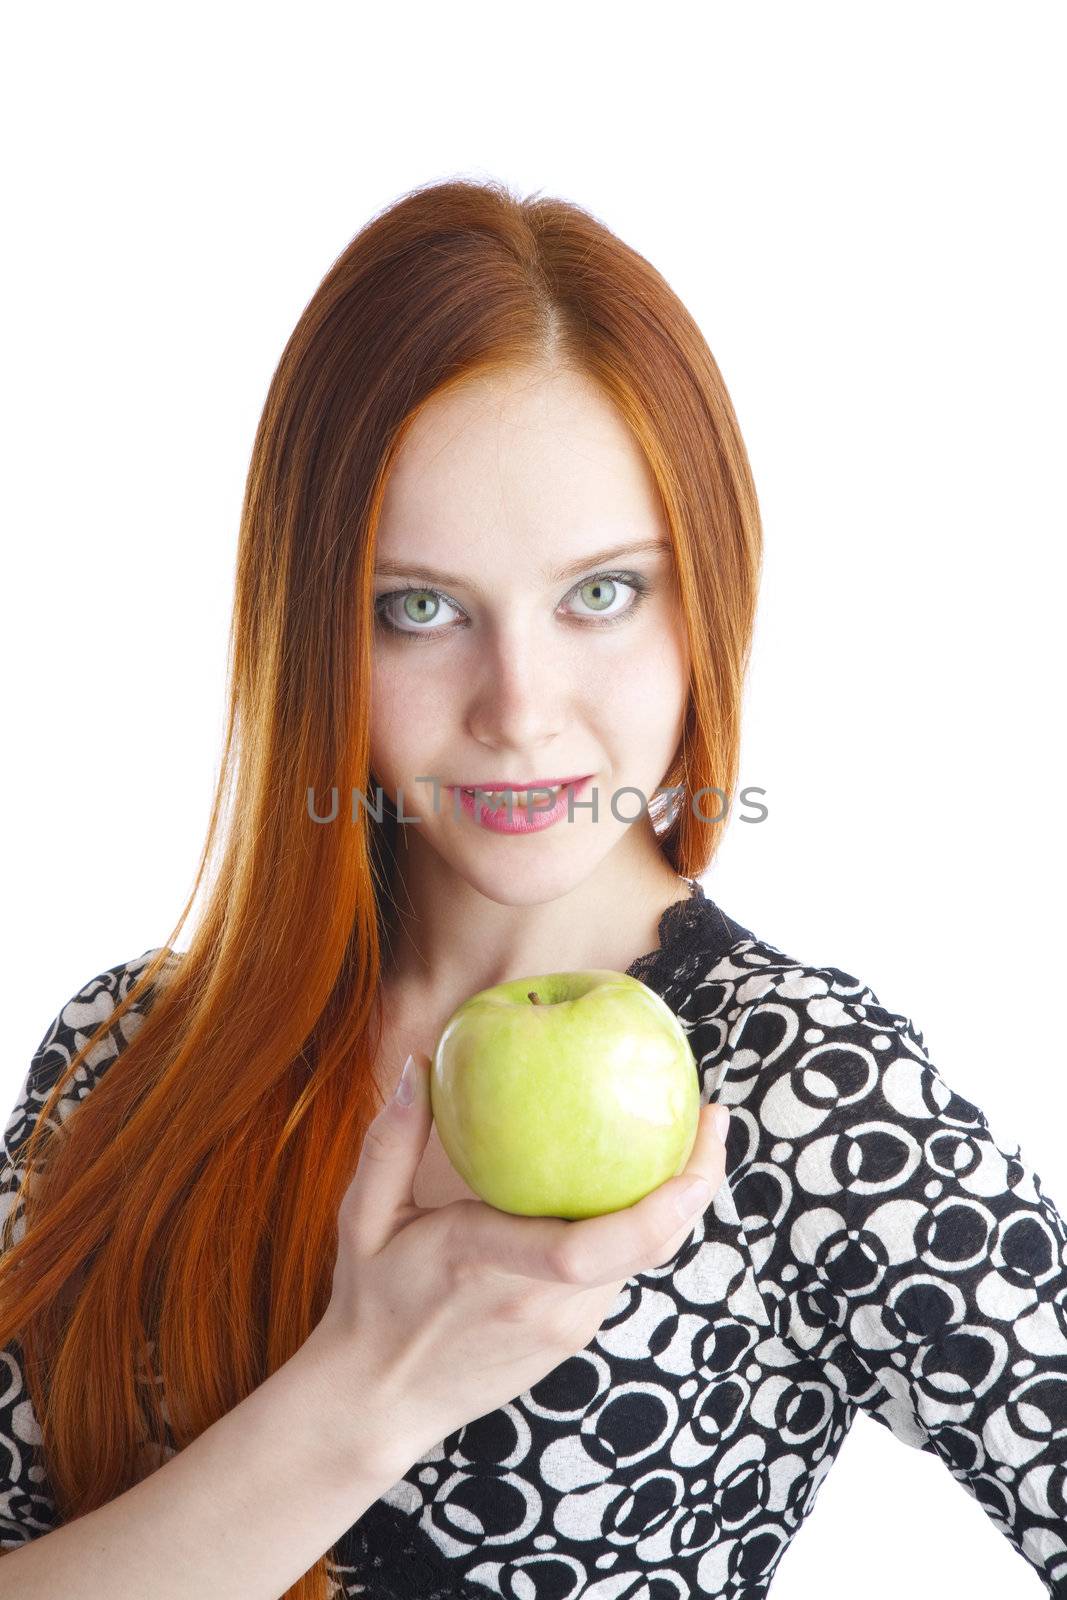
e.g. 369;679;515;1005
0;1338;407;1599
733;970;1067;1595
0;953;168;1554
0;956;409;1596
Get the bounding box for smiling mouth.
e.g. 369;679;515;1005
454;775;591;791
456;776;591;805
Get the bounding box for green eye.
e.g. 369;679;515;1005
373;569;652;641
402;591;442;625
577;577;618;613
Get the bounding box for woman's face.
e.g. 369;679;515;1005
369;363;690;907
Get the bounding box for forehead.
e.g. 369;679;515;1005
377;365;664;551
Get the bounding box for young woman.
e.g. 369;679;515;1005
1;179;1064;1600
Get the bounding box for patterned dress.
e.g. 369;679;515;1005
3;878;1065;1596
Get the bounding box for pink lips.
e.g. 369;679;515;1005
455;775;590;790
448;776;595;835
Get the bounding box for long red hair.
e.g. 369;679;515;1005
0;177;762;1598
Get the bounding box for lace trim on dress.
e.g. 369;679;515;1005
624;875;754;989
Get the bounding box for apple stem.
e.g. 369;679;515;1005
527;990;542;1005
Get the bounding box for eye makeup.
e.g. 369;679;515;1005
373;569;654;641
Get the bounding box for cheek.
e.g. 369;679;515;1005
369;654;454;777
592;623;689;730
602;663;687;758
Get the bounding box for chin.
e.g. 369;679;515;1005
446;840;610;908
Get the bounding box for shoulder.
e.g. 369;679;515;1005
4;947;182;1170
671;922;1023;1212
678;920;1020;1197
666;906;933;1101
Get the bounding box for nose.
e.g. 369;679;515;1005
463;618;570;756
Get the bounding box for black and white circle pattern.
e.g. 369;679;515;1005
2;898;1065;1597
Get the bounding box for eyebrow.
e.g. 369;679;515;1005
373;537;672;590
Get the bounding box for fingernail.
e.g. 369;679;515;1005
394;1053;416;1106
674;1176;710;1217
713;1105;730;1142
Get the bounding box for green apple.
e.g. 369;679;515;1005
429;969;701;1219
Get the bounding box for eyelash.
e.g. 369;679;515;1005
373;569;653;642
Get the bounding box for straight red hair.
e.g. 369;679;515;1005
0;177;762;1597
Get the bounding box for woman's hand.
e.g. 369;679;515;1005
301;1051;730;1478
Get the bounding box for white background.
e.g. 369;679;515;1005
3;4;1065;1594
